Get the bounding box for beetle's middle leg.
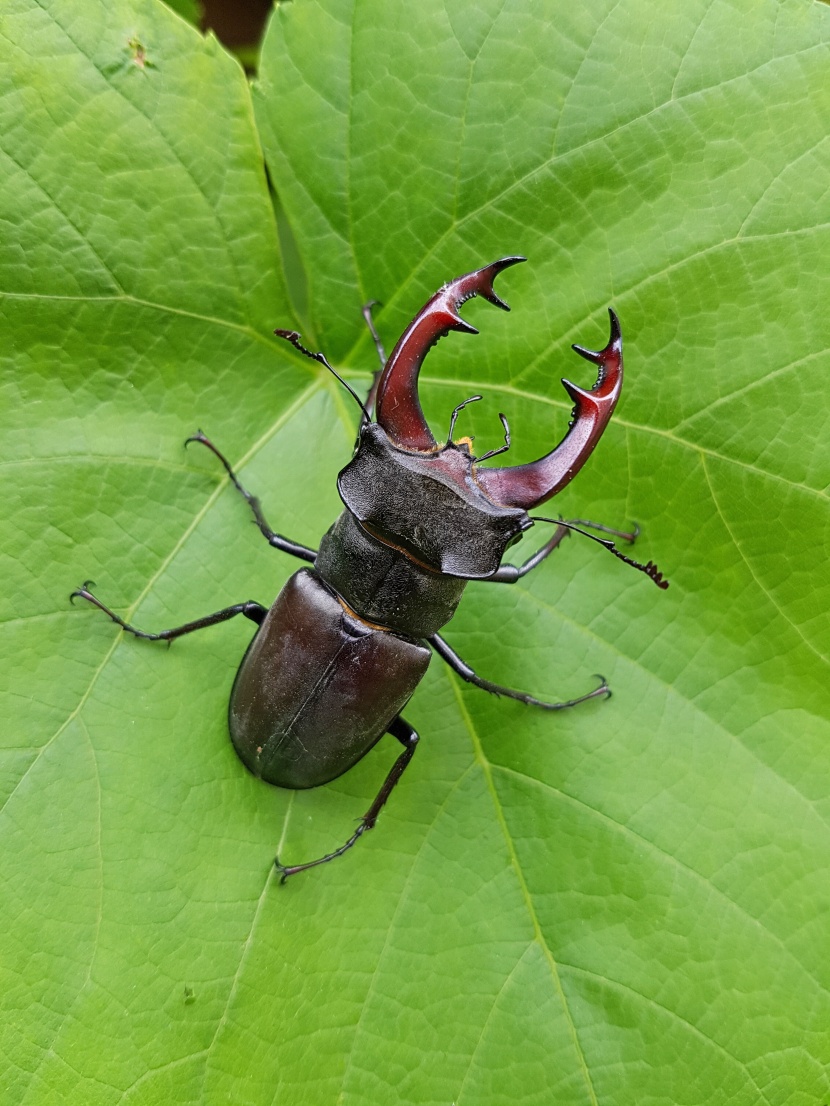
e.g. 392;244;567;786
275;714;419;883
70;582;267;641
487;519;638;583
185;431;317;564
428;632;609;710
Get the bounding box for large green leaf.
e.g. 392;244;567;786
2;0;829;1103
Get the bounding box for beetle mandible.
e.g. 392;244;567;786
73;257;667;880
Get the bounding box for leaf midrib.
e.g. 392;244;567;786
496;761;830;999
446;669;600;1106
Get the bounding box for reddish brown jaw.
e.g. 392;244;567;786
374;260;622;512
476;310;623;510
374;257;526;450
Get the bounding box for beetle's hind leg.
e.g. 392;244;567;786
185;431;316;564
70;582;267;641
428;632;610;710
275;715;419;883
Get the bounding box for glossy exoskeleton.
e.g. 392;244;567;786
73;258;667;880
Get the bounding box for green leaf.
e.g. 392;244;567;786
2;0;829;1103
160;0;202;28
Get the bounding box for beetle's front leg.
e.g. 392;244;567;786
428;632;609;709
488;519;638;583
186;431;317;564
275;715;419;883
361;299;387;418
70;583;267;640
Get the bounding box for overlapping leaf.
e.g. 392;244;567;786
1;0;829;1103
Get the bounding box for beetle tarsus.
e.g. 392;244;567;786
275;822;370;883
593;675;613;700
362;300;387;368
274;715;419;881
69;579;96;603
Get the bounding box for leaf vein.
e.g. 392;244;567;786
446;670;600;1106
494;762;830;997
479;578;830;831
0;145;125;296
559;962;777;1106
335;760;479;1106
701;452;829;666
33;0;251;321
0;379;322;817
415;373;830;501
0;289;285;354
343;40;828;348
453;942;536;1106
737;132;830;238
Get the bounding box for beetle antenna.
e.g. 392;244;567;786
275;329;372;426
531;516;669;589
447;395;482;442
474;413;511;462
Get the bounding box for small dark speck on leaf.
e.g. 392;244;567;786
183;985;195;1005
127;36;153;69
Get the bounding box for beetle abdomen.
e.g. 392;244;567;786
229;568;430;789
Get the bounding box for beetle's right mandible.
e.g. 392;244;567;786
476;309;623;509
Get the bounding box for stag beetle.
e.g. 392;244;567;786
73;258;667;880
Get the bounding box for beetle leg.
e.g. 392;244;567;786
275;715;419;883
488;519;638;583
361;300;388;368
361;299;387;418
428;632;610;709
185;431;317;564
70;582;267;641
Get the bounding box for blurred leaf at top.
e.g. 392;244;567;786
162;0;202;28
1;0;829;1104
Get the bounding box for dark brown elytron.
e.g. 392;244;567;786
73;258;667;880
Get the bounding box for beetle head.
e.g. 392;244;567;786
278;257;624;578
338;423;531;577
338;258;624;576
